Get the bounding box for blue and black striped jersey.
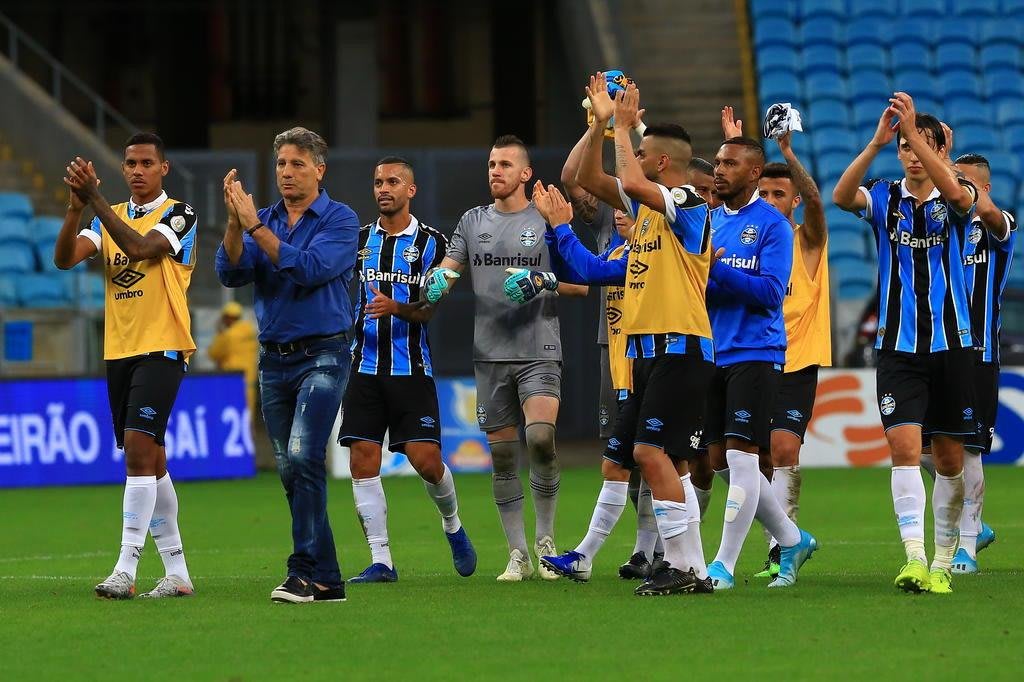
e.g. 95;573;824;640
860;178;977;354
961;212;1017;364
351;217;447;376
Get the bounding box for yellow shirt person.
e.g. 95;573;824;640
208;301;259;414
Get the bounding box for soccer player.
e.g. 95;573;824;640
56;133;197;599
688;157;721;209
424;135;588;581
338;157;477;582
833;94;978;594
702;133;817;591
535;75;716;595
921;152;1013;574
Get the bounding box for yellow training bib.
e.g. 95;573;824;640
784;226;831;372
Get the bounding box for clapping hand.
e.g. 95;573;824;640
532;181;574;227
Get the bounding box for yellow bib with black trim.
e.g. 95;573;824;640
604;243;632;391
101;199;196;360
784;226;831;372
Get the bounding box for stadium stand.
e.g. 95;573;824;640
750;0;1024;301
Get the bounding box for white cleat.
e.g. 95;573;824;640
94;570;136;600
140;575;195;598
497;548;535;582
535;536;560;581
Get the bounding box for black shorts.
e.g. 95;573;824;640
338;371;441;453
702;361;783;450
603;354;714;469
968;359;999;453
598;344;620;440
771;365;820;443
876;348;977;437
106;351;186;449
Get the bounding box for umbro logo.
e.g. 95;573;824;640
139;406;157;420
478;233;493;242
629;260;649;277
420;416;436;427
786;409;803;421
111;268;145;289
735;410;751;423
645;417;664;431
606;306;622;325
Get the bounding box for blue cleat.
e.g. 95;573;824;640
769;529;817;588
446;527;478;577
540;551;591;583
977;523;996;553
348;563;398;583
707;561;734;590
951;547;978;575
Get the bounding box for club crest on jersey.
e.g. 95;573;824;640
930;203;948;223
670;187;688;205
599;406;610;427
968;226;982;244
402;245;421;263
639;217;652;236
740;226;758;245
170;215;187;232
520;228;538;247
880;394;896;416
476;405;487;424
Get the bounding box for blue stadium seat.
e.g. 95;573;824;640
846;45;888;72
890;21;934;48
749;0;789;21
956;125;1001;153
995;98;1024;127
915;96;944;116
807;100;852;128
0;192;33;221
846;19;890;47
16;273;70;308
934;44;977;72
35;240;62;272
852;99;887;128
1006;125;1024;155
800;17;843;47
937;70;982;100
837;277;877;300
804;73;847;102
74;271;105;310
982;151;1022;176
30;216;65;243
816;151;854;179
801;0;847;20
830;231;872;260
850;0;897;20
754;18;799;50
990;178;1015;209
0;217;30;244
801;45;844;76
1005;0;1024;17
759;70;802;107
947;99;991;127
980;44;1021;71
935;19;978;48
827;207;865;232
758;46;801;73
0;242;35;273
0;273;17;306
891;44;932;74
985;69;1024;101
891;70;938;99
980;21;1019;46
958;0;999;16
900;0;945;18
812;129;860;156
848;70;891;103
869;155;905;180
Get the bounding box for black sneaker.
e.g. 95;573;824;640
634;562;698;596
692;569;715;594
271;576;314;603
313;582;347;602
618;552;652;580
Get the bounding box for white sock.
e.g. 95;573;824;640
771;465;801;523
575;480;628;564
424;465;462;534
960;452;984;559
920;453;936;480
632;479;660;561
353;476;392;568
150;473;189;582
756;472;801;547
680;474;707;579
693;485;712;520
932;470;965;571
713;450;760;574
651;498;689;568
891;466;927;564
114;475;158;579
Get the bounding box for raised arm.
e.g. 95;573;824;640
778;132;826;248
561;130;600;224
576;72;627;212
833;109;898;213
53;186;98;270
612;85;667;214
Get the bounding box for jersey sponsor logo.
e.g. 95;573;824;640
402;245;421;263
963;251;988;266
968;226;983;244
740;226;758;245
111;268;146;300
607;288;625;303
357;247;372;260
719;254;758;270
519;228;538;247
930;203;948;223
786;282;794;296
645;417;663;431
630;235;663;253
734;410;751;423
880;393;896;416
471;253;542;268
361;268;425;285
887;226;947;249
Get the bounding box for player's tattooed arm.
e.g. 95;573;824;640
576;72;628;211
569;192;599;224
64;157;171;261
779;132;826;249
561;130;600;224
612;86;667;214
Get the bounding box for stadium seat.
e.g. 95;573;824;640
16;273;70;308
801;0;847;21
812;129;860;156
816;151;853;179
846;45;888;72
869;155;905;180
846;19;890;47
891;44;933;74
980;44;1021;72
759;70;802;108
937;70;982;100
804;73;847;103
754;18;799;50
30;216;65;243
35;240;62;272
852;99;887;128
890;21;934;48
0;242;36;273
749;0;788;21
848;70;891;103
934;44;977;73
807;100;852;129
986;69;1024;102
0;192;33;221
956;125;1002;153
980;21;1019;46
1003;125;1024;154
801;45;844;76
837;277;877;300
995;99;1024;128
990;179;1015;210
850;0;898;20
1005;0;1024;17
830;231;872;260
982;151;1022;177
0;217;30;244
74;271;105;310
947;99;991;127
0;273;16;306
959;0;999;16
900;0;945;18
758;46;801;73
914;95;944;116
800;17;843;48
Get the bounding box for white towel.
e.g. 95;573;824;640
763;102;803;140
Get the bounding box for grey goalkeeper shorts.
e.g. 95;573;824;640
473;360;562;432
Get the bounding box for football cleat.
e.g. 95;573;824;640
707;560;735;590
271;576;314;603
769;530;817;588
540;551;591;583
497;548;534;582
618;552;652;580
951;548;978;575
446;527;478;577
894;559;931;593
535;536;560;581
348;563;399;583
95;570;135;600
139;575;194;598
692;572;715;594
634;563;698;596
977;523;996;553
753;544;782;579
929;568;953;594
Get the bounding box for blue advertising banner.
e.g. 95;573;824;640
0;373;256;488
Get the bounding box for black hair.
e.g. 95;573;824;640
895;113;946;149
375;155;414;179
761;162;793;179
493;134;530;163
688;157;714;175
642;123;692;144
124;132;165;160
954;153;990;170
722;136;766;163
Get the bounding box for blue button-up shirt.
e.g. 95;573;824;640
215;189;360;343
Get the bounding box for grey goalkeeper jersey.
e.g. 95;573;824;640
447;202;561;362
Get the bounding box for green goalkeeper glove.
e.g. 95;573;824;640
503;268;558;304
423;267;459;303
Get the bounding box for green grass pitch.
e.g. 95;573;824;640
1;467;1022;681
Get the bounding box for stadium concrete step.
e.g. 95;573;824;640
621;0;746;158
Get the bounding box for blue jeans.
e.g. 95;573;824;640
259;335;350;586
